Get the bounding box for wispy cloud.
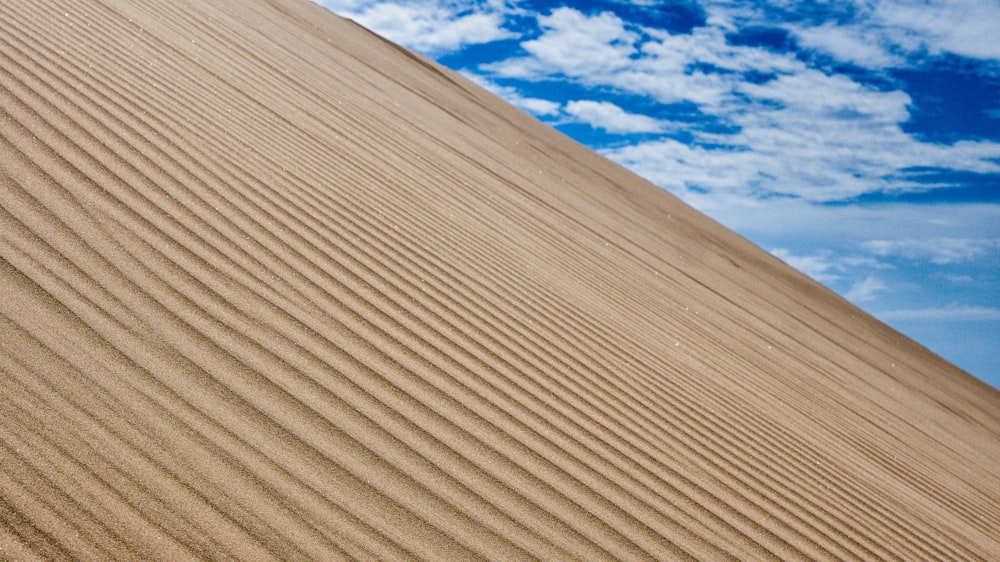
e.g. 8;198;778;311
845;275;890;303
945;274;976;284
863;238;1000;264
791;22;905;69
879;305;1000;321
461;73;561;116
769;249;894;304
770;248;843;283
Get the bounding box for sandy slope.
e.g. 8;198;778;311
1;0;998;559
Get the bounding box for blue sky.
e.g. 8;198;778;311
312;0;1000;389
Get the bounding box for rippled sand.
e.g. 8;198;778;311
1;0;998;559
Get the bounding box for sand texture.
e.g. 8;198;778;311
1;0;999;559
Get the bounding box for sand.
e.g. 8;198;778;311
1;0;998;559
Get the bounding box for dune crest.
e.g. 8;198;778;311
1;0;998;559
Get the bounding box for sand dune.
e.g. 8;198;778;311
1;0;998;559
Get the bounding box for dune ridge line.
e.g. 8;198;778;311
1;0;999;559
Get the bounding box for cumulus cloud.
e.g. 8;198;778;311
867;0;1000;62
515;96;563;117
564;100;673;133
607;58;1000;202
487;9;800;107
320;1;1000;204
601;138;765;200
316;0;516;54
490;8;640;79
480;6;1000;204
318;1;1000;205
716;0;1000;68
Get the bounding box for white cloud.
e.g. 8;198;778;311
461;79;679;130
460;72;561;116
642;25;801;75
516;96;562;116
317;0;516;54
480;6;1000;203
600;138;767;200
845;275;890;303
791;22;906;69
879;305;1000;321
564;100;671;133
690;198;997;301
316;2;1000;205
870;0;1000;62
519;8;639;77
601;65;1000;203
769;248;893;291
946;274;976;283
715;0;1000;67
701;201;1000;280
735;68;911;124
770;248;842;283
306;0;999;381
863;238;1000;264
489;12;801;107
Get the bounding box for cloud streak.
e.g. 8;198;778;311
879;305;1000;321
863;238;1000;264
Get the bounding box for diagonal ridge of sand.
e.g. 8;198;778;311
1;0;998;560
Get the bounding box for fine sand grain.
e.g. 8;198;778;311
1;0;999;559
